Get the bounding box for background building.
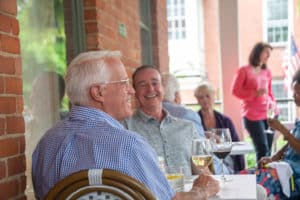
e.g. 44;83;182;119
167;0;300;136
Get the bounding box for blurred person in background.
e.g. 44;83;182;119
231;42;279;161
194;83;245;172
161;72;204;137
240;69;300;199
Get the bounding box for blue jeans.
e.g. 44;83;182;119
243;117;274;161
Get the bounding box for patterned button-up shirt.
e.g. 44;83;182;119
32;106;174;200
123;109;200;176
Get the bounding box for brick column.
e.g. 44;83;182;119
0;0;26;199
150;0;169;72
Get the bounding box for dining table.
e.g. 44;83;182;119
230;141;254;155
184;174;257;200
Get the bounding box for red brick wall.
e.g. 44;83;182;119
0;1;169;199
81;0;168;76
150;0;169;73
0;0;26;199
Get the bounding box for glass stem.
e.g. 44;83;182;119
221;159;225;179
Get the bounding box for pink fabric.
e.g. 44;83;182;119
231;65;279;121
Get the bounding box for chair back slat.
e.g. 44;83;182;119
45;169;156;200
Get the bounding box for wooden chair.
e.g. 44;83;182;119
45;169;156;200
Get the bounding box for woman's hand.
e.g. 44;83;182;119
258;156;273;168
256;88;267;97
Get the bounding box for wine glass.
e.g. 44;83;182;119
210;128;232;182
191;139;213;173
264;100;275;134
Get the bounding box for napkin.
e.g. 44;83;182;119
267;161;293;197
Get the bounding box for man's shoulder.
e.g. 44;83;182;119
163;101;194;117
166;113;195;128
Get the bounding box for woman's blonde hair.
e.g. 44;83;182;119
194;82;216;98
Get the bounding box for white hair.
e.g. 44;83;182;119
161;73;180;102
65;50;122;106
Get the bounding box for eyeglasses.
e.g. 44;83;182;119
98;78;130;88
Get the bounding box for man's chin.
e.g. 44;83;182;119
118;110;134;121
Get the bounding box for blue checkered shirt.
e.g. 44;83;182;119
32;106;175;200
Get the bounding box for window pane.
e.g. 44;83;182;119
182;31;186;39
266;0;289;43
141;28;152;64
272;80;295;123
275;27;281;42
268;27;274;43
167;0;186;41
283;26;288;41
140;0;151;27
140;0;153;64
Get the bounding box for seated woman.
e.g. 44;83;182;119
194;83;245;172
241;69;300;199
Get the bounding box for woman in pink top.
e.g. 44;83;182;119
231;42;279;161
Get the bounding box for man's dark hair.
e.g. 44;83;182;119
132;65;160;88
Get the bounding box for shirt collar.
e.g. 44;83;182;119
69;105;123;129
135;108;174;123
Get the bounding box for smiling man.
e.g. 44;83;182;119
123;65;200;176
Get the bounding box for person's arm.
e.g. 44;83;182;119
268;118;300;153
231;67;257;101
258;144;288;168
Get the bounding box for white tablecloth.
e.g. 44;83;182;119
230;142;254;155
185;175;257;200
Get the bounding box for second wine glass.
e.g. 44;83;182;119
265;100;275;134
211;128;232;182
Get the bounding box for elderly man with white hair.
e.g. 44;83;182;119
161;73;204;137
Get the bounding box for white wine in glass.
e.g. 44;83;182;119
191;139;213;169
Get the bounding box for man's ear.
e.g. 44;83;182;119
90;85;104;103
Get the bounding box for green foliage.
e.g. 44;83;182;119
18;0;67;107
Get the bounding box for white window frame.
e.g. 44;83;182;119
272;79;295;123
167;0;186;40
263;0;293;47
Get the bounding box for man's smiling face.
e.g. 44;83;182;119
133;68;164;111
